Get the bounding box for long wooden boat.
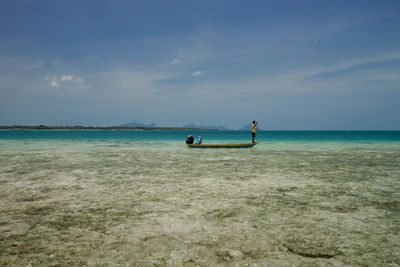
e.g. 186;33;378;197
187;142;258;148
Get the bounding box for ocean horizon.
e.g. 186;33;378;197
1;130;399;265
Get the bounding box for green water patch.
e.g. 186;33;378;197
45;214;108;232
16;194;47;202
283;238;338;258
204;207;242;221
22;205;57;216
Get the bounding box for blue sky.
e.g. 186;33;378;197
1;0;400;129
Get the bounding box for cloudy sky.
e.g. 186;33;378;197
1;0;399;129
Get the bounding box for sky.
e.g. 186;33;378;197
1;0;400;130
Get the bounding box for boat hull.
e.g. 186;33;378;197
187;142;258;148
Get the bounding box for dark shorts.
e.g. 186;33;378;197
252;132;255;137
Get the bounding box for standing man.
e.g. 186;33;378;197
251;120;258;143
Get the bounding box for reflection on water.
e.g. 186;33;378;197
0;140;399;265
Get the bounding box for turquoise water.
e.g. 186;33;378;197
1;130;400;142
1;131;399;265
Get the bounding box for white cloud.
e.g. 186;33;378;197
96;69;176;101
30;62;43;70
162;51;400;103
300;52;400;79
170;58;181;64
50;81;60;88
43;74;87;91
61;75;73;81
191;70;203;77
231;51;400;95
44;75;85;89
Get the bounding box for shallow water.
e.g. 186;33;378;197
1;134;400;266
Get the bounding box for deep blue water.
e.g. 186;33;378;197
1;130;399;142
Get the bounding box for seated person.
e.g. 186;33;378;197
186;135;194;144
195;136;203;144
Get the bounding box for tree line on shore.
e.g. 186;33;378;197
0;125;217;131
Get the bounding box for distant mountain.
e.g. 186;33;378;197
183;124;231;131
121;121;156;127
239;123;261;130
122;121;231;130
239;124;250;130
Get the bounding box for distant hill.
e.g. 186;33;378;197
0;125;217;131
121;121;156;128
239;123;261;130
122;121;231;130
183;124;231;131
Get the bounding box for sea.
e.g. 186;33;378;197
0;130;399;266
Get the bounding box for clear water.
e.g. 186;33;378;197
0;131;399;266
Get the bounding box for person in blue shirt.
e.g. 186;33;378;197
196;136;203;144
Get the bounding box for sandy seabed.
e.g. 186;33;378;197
0;140;399;266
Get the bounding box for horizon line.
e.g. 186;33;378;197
1;125;399;131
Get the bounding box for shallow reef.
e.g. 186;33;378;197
0;140;399;265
